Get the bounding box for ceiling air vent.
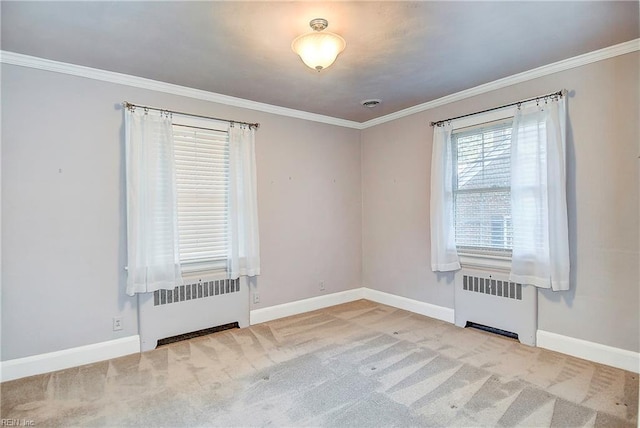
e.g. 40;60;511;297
361;99;381;108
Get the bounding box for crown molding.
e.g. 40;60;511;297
1;38;638;131
0;51;362;130
360;38;640;129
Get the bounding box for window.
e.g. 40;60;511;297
173;119;229;272
452;119;513;256
124;105;260;295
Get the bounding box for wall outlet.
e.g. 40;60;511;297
319;281;326;291
113;317;123;331
253;292;260;304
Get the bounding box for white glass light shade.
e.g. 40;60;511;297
291;31;346;71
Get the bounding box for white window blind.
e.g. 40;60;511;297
452;119;513;255
173;124;229;270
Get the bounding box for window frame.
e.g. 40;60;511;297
172;114;230;279
449;107;518;271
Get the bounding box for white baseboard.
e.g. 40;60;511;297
537;330;639;374
5;297;636;383
250;288;366;325
1;336;140;382
3;289;451;382
363;288;456;324
249;287;455;326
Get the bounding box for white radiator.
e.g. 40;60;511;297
137;277;249;352
454;268;537;346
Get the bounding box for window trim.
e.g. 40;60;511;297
181;267;229;285
458;252;511;273
450;107;518;269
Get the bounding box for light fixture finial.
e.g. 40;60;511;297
309;18;328;31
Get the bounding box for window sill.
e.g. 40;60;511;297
458;252;511;273
181;261;228;283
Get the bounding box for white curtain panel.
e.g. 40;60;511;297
124;108;183;296
509;97;570;291
227;125;261;279
430;124;461;272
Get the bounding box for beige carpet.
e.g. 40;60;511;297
1;300;638;427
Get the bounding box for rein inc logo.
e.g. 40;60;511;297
1;420;34;427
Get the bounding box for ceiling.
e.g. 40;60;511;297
1;1;638;123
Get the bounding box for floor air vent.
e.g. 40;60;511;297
466;321;519;341
157;322;239;346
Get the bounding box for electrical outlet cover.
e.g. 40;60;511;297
113;317;123;331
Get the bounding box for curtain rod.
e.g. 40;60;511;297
122;101;260;129
429;89;567;127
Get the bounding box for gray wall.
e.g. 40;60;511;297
2;51;638;361
361;52;639;353
1;64;362;360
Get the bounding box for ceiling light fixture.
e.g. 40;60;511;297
291;18;346;71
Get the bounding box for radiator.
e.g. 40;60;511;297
137;277;249;352
454;268;537;346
